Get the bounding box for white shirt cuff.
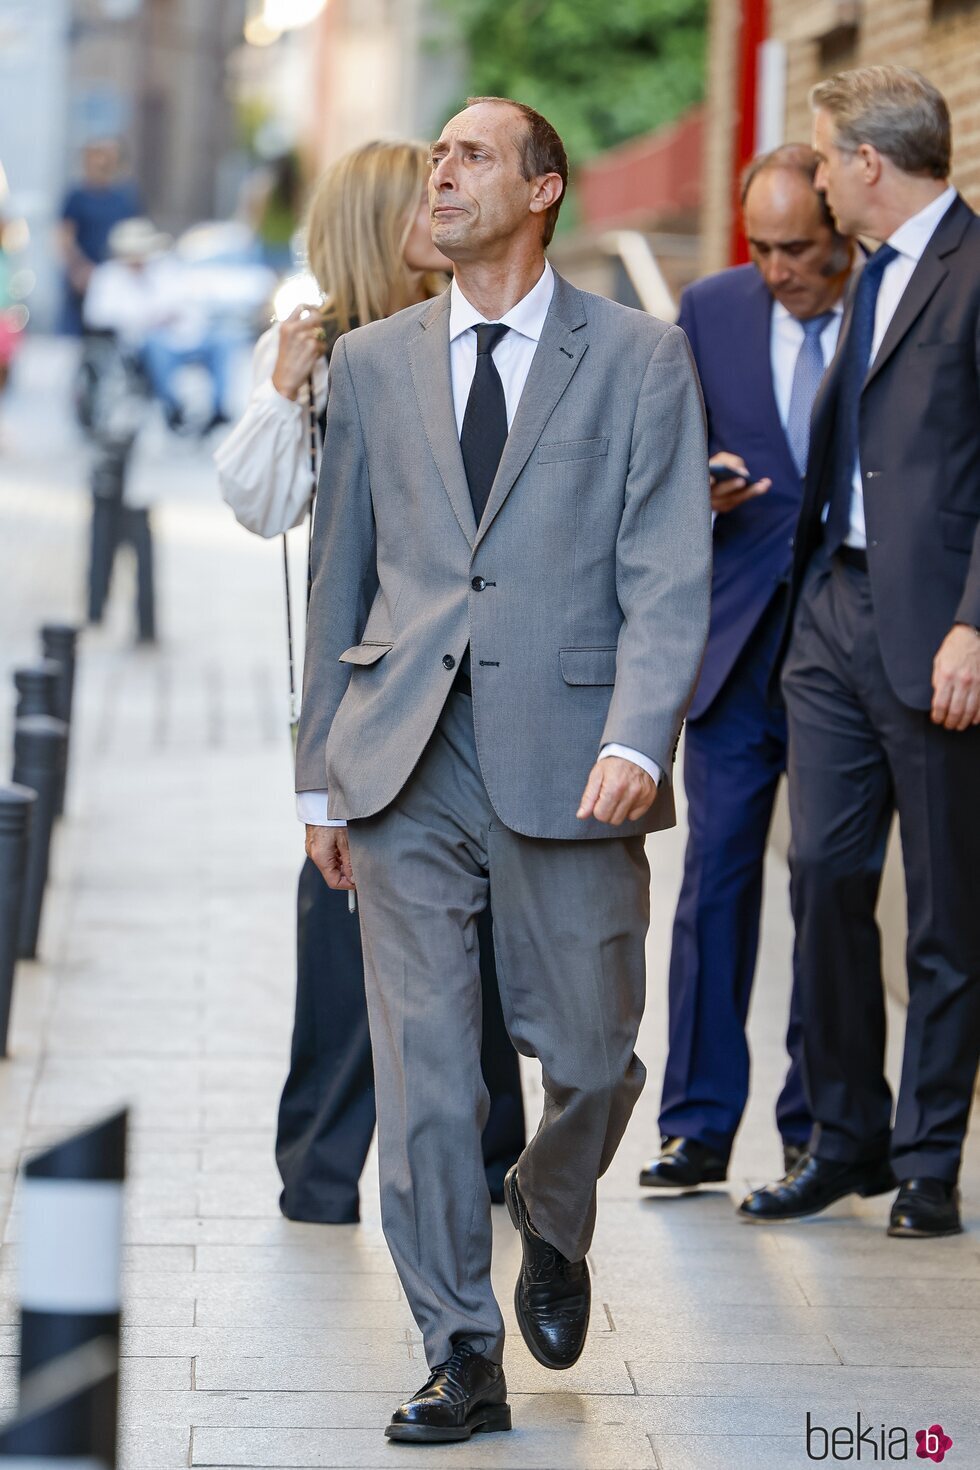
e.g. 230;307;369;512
599;744;661;787
296;789;347;827
254;375;305;417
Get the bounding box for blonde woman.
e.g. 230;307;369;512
216;140;525;1225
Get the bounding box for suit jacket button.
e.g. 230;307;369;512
442;654;456;670
471;576;486;591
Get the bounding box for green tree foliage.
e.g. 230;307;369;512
438;0;708;168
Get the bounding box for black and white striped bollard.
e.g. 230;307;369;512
0;1111;128;1466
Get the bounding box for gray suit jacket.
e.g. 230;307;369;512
296;270;711;840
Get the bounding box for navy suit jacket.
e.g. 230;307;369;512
678;266;806;720
781;194;980;709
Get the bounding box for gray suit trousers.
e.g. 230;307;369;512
346;690;650;1367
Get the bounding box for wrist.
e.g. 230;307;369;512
955;622;980;640
271;371;300;402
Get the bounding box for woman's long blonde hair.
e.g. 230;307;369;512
306;139;446;337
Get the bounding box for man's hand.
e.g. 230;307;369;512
576;756;658;826
710;451;771;515
931;624;980;730
306;824;356;889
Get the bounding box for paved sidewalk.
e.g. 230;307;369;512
1;342;978;1470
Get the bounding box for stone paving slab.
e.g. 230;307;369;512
2;342;979;1468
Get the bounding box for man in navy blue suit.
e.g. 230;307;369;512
641;145;855;1191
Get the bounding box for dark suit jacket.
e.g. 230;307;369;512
782;193;980;709
679;266;806;720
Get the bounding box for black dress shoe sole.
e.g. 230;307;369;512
887;1219;963;1239
738;1167;896;1224
639;1166;728;1190
385;1402;512;1442
505;1170;588;1370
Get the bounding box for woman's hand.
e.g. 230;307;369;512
271;304;325;401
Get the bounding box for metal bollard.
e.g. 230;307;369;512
39;626;79;819
0;785;35;1056
12;717;67;960
14;662;62;720
0;1110;127;1467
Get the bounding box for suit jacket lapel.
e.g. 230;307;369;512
408;290;476;544
803;284;853;507
863;194;970;390
474;272;589;551
863;254;947;389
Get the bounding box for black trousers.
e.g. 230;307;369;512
782;553;980;1183
276;858;526;1222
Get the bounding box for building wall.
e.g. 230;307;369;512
67;0;246;232
703;0;980;273
307;0;465;171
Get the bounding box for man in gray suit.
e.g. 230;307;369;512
298;97;710;1445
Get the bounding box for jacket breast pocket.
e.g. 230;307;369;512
536;437;609;464
940;510;977;554
917;340;970;354
338;641;393;666
560;647;617;686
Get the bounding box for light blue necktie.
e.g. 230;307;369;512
785;312;835;477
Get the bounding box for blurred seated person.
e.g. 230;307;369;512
84;217;236;433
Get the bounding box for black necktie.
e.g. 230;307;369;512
460;323;510;526
823;244;898;553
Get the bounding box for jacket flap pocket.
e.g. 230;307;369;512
338;641;393;666
940;510;977;553
560;647;617;686
537;437;610;464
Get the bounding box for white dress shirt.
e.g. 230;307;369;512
298;261;659;826
844;184;958;547
770;300;842;430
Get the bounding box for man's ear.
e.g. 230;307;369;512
529;172;564;216
856;143;883;186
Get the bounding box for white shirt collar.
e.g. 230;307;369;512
449;259;555;344
772;296;845;328
886;184;958;263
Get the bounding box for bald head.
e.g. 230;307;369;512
742;147;852;319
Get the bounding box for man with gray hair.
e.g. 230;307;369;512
740;66;980;1239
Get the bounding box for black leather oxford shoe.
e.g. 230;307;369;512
639;1136;729;1189
385;1343;511;1443
888;1178;962;1239
738;1153;896;1223
505;1164;590;1369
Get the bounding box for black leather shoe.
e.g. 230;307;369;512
888;1178;962;1239
738;1153;896;1223
639;1136;729;1189
782;1142;807;1174
385;1344;511;1443
505;1164;590;1369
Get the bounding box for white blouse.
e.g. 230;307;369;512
214;322;330;538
